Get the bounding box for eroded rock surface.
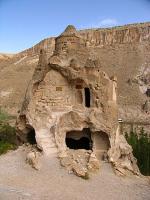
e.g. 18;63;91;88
16;25;140;177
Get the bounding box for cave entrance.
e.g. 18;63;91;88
26;126;37;145
84;88;90;107
66;128;92;150
93;131;110;160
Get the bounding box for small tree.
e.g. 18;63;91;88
125;128;150;176
0;108;18;155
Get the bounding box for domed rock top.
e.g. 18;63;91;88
54;25;81;55
61;25;77;36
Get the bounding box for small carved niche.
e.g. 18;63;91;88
56;87;62;91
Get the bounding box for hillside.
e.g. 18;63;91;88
0;22;150;125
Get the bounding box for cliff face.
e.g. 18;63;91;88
15;22;150;58
0;22;150;126
79;23;150;46
17;37;55;58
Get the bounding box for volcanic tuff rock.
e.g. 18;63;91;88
16;25;140;176
0;22;150;130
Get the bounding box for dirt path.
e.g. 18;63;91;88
0;147;149;200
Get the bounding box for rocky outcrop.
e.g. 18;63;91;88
16;25;140;177
108;134;140;176
26;150;41;170
0;22;150;134
80;23;150;47
16;22;150;57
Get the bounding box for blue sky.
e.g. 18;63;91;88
0;0;150;53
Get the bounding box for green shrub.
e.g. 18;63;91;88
0;124;18;155
125;128;150;176
0;141;15;155
0;123;17;144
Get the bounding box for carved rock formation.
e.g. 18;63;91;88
14;26;139;176
1;23;150;131
16;25;140;176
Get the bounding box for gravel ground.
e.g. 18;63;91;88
0;147;149;200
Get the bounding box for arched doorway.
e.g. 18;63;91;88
66;128;93;150
92;131;110;160
26;126;37;145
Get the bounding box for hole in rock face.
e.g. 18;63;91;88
66;137;91;150
66;128;93;150
26;128;36;145
84;88;91;107
146;88;150;97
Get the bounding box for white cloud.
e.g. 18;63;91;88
98;18;118;27
79;18;119;30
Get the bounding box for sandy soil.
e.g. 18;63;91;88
0;147;149;200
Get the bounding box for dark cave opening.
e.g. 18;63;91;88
66;137;92;150
84;88;91;107
66;128;93;150
26;128;37;145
